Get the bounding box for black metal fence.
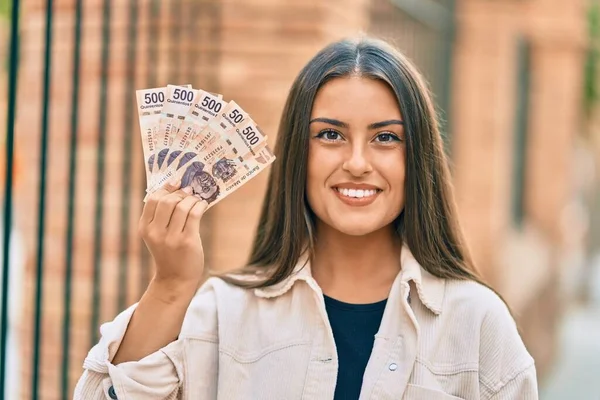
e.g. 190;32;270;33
0;0;453;398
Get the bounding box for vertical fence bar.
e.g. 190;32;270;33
32;0;55;397
439;0;455;153
0;0;21;396
91;0;112;347
140;0;161;298
511;37;531;229
60;0;83;397
118;0;139;313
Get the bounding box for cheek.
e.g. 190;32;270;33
378;150;406;202
306;145;338;210
307;145;335;187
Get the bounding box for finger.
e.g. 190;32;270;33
140;191;160;228
144;178;181;208
162;178;182;193
142;184;186;226
152;189;189;228
168;195;201;233
183;200;209;236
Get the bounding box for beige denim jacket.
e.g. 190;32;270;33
74;248;538;400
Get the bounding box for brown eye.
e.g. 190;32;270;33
316;129;343;141
374;132;401;143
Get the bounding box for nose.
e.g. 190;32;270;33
342;142;372;176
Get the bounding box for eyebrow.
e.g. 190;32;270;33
309;117;404;129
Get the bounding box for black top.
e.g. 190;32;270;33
324;294;387;400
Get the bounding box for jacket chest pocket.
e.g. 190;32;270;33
403;384;465;400
217;340;312;400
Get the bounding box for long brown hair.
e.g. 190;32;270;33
220;36;488;290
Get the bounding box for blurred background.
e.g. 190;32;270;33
0;0;599;398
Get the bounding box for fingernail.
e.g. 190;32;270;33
182;186;192;194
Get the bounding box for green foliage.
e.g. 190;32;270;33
0;0;13;74
0;0;11;20
585;1;600;116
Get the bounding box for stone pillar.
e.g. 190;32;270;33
451;0;522;283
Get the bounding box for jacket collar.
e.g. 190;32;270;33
254;245;445;315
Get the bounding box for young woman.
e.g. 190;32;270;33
75;37;538;399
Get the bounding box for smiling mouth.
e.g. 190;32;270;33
333;187;382;199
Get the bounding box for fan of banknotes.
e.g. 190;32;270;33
136;84;275;208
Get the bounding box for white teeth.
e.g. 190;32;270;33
336;188;378;198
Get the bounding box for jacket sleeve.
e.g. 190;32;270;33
73;279;220;400
478;294;539;400
488;364;538;400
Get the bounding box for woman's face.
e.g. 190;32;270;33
307;76;406;236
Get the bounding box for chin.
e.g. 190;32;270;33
328;214;390;237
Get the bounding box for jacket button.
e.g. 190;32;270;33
108;385;118;399
389;363;398;371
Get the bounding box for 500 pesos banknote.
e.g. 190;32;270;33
196;101;253;158
157;91;226;176
184;116;268;173
149;117;268;192
181;145;276;209
144;144;276;206
150;133;269;193
136;84;193;188
153;85;199;177
136;87;167;187
148;101;256;192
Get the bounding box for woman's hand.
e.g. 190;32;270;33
139;180;208;298
106;182;208;365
